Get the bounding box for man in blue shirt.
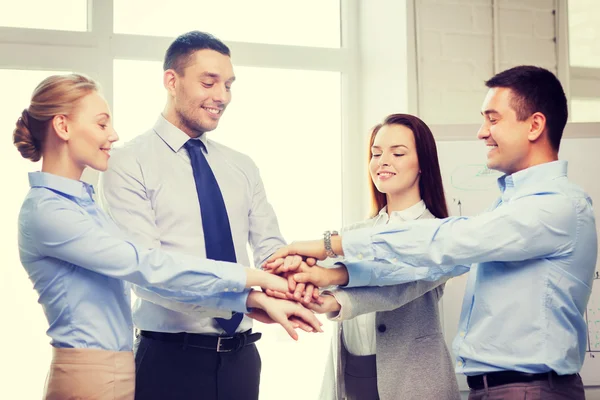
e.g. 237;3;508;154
266;66;598;399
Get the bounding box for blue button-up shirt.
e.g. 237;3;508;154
341;161;597;375
18;172;249;351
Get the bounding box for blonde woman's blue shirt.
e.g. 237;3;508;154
18;172;249;351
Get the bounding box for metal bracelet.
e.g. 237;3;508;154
323;230;339;258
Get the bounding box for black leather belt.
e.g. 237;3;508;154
140;330;261;353
467;370;575;390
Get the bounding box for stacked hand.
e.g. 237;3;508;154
263;240;350;297
245;290;323;340
243;255;325;340
244;239;350;339
263;255;323;303
244;240;350;334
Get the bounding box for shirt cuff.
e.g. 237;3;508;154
344;260;372;287
214;261;248;295
342;229;376;263
217;289;252;313
323;289;353;321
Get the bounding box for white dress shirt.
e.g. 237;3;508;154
99;115;286;335
341;200;428;355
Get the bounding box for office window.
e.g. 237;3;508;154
1;1;353;397
0;0;87;31
114;59;343;239
568;0;600;122
0;69;69;400
571;98;600;123
112;60;165;141
114;60;342;399
114;0;341;48
568;0;600;68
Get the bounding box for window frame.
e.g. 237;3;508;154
0;1;363;399
0;0;364;224
559;0;600;121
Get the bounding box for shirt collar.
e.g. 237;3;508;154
153;114;208;153
29;171;95;200
378;200;427;222
497;160;568;197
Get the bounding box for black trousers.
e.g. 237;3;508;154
343;342;380;400
133;334;261;400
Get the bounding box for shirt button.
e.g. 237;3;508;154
457;361;463;367
357;254;364;260
459;331;466;337
232;288;238;292
377;324;387;333
392;258;398;263
224;288;229;292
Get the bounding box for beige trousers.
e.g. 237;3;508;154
43;347;135;400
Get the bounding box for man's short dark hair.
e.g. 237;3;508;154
485;65;568;151
163;31;230;75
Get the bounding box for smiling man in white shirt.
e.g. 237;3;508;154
99;30;310;400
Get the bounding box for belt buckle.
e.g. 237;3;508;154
216;336;234;353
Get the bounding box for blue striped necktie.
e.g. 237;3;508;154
184;139;243;336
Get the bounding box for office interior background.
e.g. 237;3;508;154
0;0;598;399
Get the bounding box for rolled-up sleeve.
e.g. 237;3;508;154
342;193;576;286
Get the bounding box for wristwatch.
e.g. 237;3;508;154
323;230;339;258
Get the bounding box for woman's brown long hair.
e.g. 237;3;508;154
368;114;449;219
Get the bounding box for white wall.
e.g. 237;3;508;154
415;0;558;125
344;0;417;224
